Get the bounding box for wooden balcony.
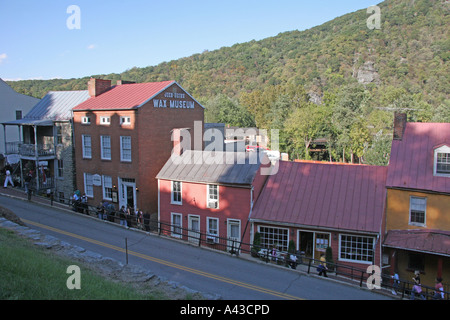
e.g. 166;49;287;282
5;141;55;158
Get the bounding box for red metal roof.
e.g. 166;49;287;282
73;80;175;110
251;161;387;234
386;122;450;194
383;229;450;257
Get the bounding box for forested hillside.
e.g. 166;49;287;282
7;0;449;164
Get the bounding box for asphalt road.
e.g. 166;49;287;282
0;194;391;301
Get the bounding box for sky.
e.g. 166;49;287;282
0;0;380;81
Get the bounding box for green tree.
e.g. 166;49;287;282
205;94;255;127
285;103;327;159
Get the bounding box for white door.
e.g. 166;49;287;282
188;215;200;245
118;178;136;211
227;219;241;254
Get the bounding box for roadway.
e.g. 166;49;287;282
0;192;392;301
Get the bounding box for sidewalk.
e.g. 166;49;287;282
0;186;72;212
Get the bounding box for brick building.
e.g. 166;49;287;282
72;78;204;216
156;150;270;252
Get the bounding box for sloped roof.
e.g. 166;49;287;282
73;80;177;111
383;229;450;257
3;90;90;125
156;150;264;187
387;122;450;194
251;161;388;234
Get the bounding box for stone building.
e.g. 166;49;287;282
2;90;90;200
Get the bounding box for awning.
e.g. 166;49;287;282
383;229;450;257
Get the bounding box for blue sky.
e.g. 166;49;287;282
0;0;380;81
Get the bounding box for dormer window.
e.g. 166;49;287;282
434;145;450;177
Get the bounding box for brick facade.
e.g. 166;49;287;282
73;81;204;216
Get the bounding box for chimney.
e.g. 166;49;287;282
116;80;136;85
393;112;407;140
88;78;112;97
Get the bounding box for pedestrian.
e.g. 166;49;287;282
24;171;32;194
391;271;400;295
81;193;88;214
3;168;13;188
119;205;127;227
96;202;105;220
72;190;81;212
126;205;133;228
143;212;150;231
433;277;444;300
136;208;144;229
410;270;425;300
317;254;328;277
289;253;298;269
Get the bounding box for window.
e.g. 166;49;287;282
57;159;64;178
102;175;113;200
207;184;219;209
120;116;131;125
171;213;182;238
81;117;91;124
120;136;132;162
410;196;426;226
339;235;375;263
258;226;289;252
84;173;94;197
15;110;22;120
101;135;111;160
207;217;219;243
56;126;63;145
171;181;182;204
82;135;92;159
434;145;450;177
100;116;110;125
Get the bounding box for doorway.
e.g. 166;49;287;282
188;215;200;245
227;219;241;254
119;178;136;211
299;231;314;258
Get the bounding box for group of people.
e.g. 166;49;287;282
406;270;445;300
117;205;144;229
95;201;149;231
72;190;89;213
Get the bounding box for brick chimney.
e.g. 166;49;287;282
393;112;407;140
116;80;136;85
88;78;112;97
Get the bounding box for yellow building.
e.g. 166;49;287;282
383;114;450;289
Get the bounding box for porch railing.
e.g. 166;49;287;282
5;141;55;157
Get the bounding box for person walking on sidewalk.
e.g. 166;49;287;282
3;169;14;188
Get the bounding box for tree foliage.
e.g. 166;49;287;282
6;0;449;165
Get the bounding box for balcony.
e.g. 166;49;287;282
5;141;55;158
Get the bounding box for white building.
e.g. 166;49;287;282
0;79;40;157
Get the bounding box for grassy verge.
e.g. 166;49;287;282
0;228;162;300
